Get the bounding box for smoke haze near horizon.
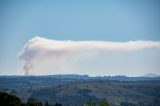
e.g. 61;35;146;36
18;36;160;76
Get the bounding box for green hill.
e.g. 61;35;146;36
0;76;160;106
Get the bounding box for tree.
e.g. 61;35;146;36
45;101;49;106
54;102;62;106
99;100;109;106
84;101;93;106
26;98;42;106
0;92;21;106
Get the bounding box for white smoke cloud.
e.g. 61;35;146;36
19;36;160;75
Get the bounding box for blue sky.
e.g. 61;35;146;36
0;0;160;76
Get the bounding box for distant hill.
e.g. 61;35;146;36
1;74;160;81
0;75;160;106
30;81;160;106
143;73;160;77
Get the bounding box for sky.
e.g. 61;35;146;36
0;0;160;76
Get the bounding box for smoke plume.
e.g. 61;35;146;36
19;36;160;75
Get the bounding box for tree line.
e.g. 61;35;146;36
0;92;62;106
0;92;109;106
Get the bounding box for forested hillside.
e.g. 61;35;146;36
0;75;160;106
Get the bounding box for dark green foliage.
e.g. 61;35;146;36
26;98;43;106
84;101;93;106
84;100;109;106
99;100;109;106
45;101;62;106
54;103;62;106
0;92;21;106
45;101;49;106
0;92;63;106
